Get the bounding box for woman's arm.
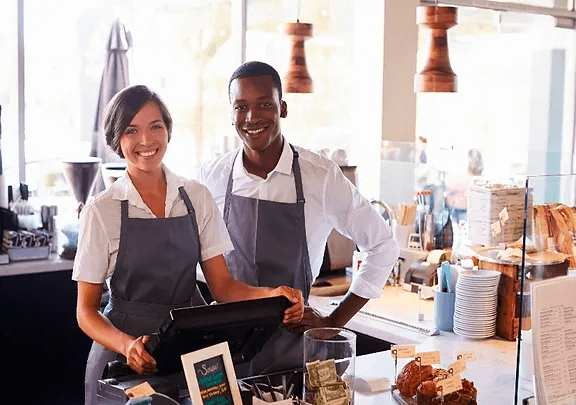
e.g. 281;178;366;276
76;281;157;374
201;255;304;324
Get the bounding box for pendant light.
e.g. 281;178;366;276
284;0;313;93
415;4;458;92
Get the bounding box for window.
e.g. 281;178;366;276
3;0;385;203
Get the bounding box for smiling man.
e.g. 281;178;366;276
198;61;399;376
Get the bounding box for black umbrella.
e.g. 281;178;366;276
90;19;132;193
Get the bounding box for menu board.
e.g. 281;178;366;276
182;342;242;405
531;276;576;405
194;354;233;405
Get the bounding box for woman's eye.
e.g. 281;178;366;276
152;124;164;130
124;128;137;135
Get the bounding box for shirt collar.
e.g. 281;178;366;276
110;164;183;211
231;137;293;180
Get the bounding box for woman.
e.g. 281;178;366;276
73;85;304;405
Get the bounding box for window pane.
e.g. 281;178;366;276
0;1;18;187
245;0;384;197
23;0;235;196
416;8;575;186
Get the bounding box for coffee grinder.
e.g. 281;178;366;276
61;157;102;259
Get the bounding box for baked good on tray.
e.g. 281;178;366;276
396;361;477;405
415;378;477;405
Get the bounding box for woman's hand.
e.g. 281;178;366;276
124;335;157;375
270;286;304;324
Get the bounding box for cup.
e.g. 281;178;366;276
434;286;456;331
303;328;356;405
393;223;414;249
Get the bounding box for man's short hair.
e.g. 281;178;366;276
228;61;283;101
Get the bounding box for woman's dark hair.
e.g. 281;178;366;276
228;61;283;101
103;84;173;159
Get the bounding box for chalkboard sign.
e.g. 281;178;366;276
182;342;242;405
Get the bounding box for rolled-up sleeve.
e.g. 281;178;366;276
323;165;399;299
72;203;111;284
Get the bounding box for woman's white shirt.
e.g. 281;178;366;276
72;164;233;284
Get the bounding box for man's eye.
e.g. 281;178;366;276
260;102;272;108
235;105;246;111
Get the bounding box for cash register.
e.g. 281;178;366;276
97;296;292;404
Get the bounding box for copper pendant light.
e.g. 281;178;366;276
415;5;458;93
284;20;313;93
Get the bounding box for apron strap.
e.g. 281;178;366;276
223;150;240;223
178;186;202;263
289;144;312;302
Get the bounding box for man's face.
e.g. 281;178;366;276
229;75;287;153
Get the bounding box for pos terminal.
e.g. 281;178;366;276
97;296;292;404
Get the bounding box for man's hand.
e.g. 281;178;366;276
124;335;157;375
284;306;332;333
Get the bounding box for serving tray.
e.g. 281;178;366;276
391;386;416;405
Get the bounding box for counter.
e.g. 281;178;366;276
310;285;535;404
1;252;91;404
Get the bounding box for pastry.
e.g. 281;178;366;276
396;360;435;397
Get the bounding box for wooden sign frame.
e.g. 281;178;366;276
181;341;242;405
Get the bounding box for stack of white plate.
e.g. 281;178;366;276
453;270;501;339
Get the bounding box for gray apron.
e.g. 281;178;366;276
223;144;312;376
84;186;201;405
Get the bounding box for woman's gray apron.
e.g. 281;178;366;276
84;186;201;405
223;144;312;376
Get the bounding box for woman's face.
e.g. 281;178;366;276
120;101;168;175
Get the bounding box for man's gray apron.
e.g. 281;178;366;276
84;186;201;405
223;144;312;376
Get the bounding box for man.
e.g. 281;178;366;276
199;61;399;376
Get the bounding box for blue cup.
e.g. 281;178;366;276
434;287;456;331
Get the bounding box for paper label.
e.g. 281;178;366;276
491;221;502;235
436;374;463;395
499;207;509;223
125;382;156;399
456;349;479;362
391;345;415;359
366;378;391;392
414;351;441;366
448;358;466;375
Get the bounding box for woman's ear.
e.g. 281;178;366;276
280;100;288;118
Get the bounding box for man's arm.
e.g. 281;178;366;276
285;291;368;332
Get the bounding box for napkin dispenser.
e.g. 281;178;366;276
403;261;437;292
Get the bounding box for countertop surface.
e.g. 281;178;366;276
0;252;74;276
310;282;535;404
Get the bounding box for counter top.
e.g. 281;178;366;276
310;284;535;404
0;252;74;276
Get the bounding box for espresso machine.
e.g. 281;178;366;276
61;157;101;259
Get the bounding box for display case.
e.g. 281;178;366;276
514;174;576;404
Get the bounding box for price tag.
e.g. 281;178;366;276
456;350;479;363
448;358;466;375
436;374;463;395
414;351;440;366
391;345;416;359
499;207;509;223
491;221;501;235
125;382;156;399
